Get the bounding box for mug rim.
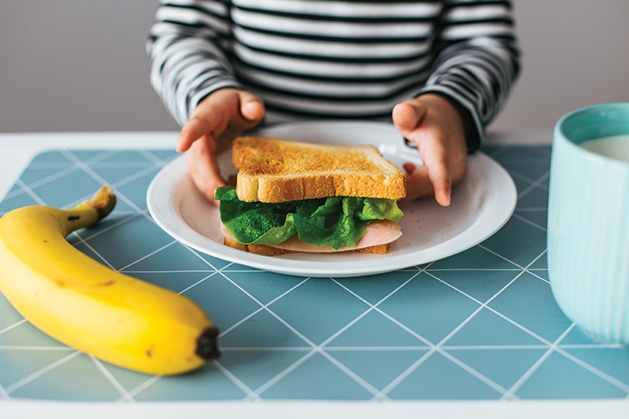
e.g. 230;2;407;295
554;102;629;168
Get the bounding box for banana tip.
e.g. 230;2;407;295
196;327;220;360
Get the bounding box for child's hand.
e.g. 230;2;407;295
392;93;468;207
177;88;265;205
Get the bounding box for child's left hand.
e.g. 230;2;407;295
392;93;468;207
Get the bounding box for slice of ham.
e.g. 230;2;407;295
220;220;401;253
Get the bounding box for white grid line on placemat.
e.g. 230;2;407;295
324;254;528;400
373;257;536;400
59;150;151;214
4;351;83;395
502;324;576;399
89;355;136;402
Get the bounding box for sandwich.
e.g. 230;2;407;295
215;136;406;256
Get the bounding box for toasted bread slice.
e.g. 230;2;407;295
232;136;406;203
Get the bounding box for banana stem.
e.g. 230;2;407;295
59;186;117;235
84;186;117;222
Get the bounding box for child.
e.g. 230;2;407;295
147;1;520;206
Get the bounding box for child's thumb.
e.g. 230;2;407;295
239;93;265;122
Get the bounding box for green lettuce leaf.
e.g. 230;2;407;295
215;186;403;250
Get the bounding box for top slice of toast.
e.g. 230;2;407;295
232;136;407;203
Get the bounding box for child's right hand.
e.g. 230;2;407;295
177;88;265;205
392;93;468;207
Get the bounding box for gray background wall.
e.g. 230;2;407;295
1;0;628;135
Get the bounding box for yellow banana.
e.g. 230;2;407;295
0;186;219;375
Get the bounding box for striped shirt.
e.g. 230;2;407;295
147;0;520;148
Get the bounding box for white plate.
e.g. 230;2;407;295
147;121;516;278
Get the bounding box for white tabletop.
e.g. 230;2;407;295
1;130;627;419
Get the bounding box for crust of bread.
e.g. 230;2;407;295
233;136;406;203
224;235;391;256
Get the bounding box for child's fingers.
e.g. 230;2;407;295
419;136;452;207
428;168;452;207
239;92;265;122
394;94;467;207
178;90;239;153
178;89;265;154
186;139;226;206
401;161;451;206
401;133;453;206
177;117;207;152
392;101;427;134
177;100;223;153
401;164;433;203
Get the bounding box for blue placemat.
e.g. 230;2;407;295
1;146;628;402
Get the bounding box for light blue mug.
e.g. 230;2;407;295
548;103;629;344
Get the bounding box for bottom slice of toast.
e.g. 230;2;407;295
224;236;390;256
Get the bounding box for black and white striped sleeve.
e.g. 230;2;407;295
417;0;521;149
146;0;241;126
